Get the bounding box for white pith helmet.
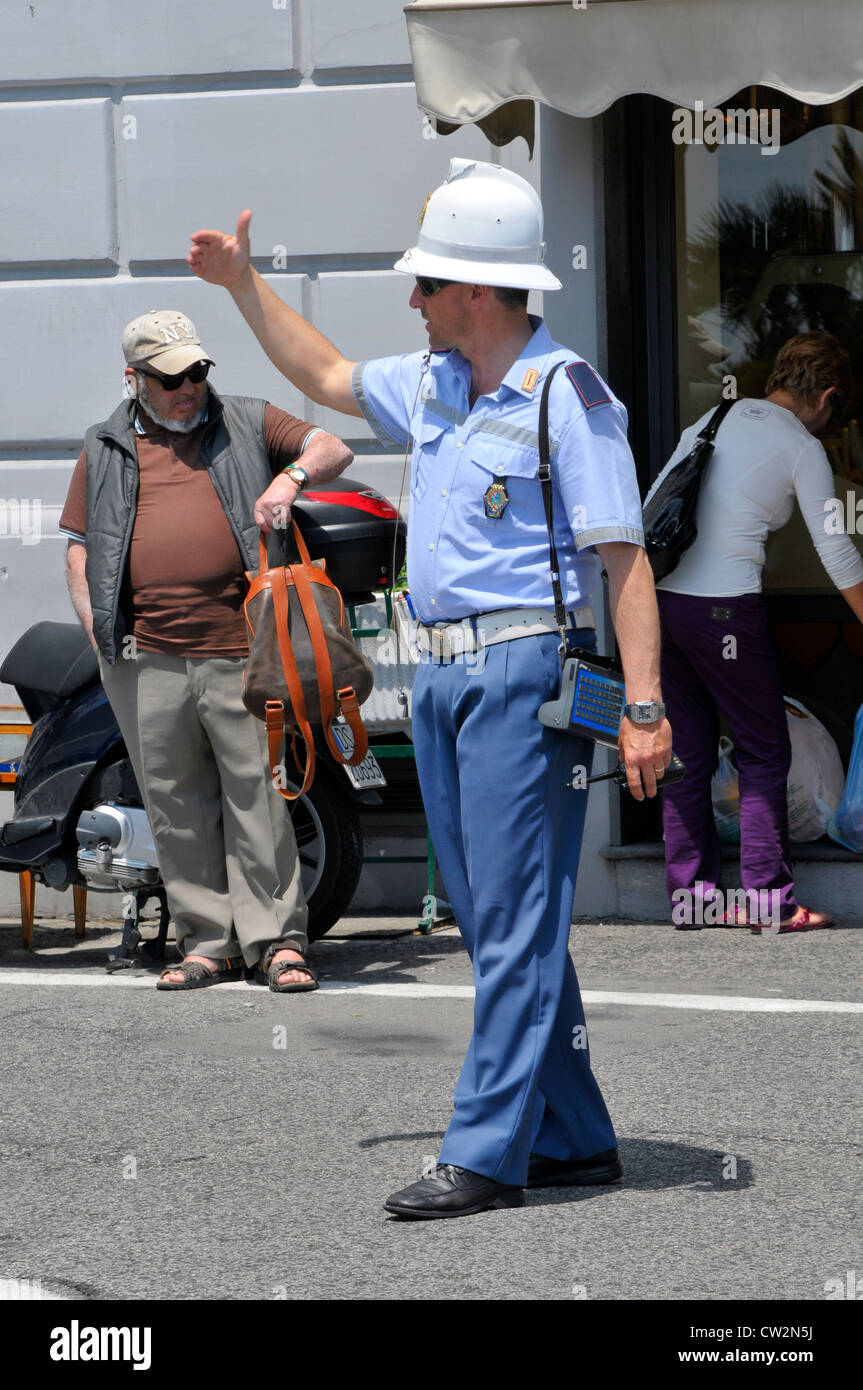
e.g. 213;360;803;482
394;158;562;292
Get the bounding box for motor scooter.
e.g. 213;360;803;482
0;480;406;967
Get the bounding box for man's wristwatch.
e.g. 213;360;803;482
623;701;666;724
282;464;310;491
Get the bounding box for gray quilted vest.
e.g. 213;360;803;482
83;389;272;663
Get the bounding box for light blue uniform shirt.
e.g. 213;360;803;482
352;316;644;624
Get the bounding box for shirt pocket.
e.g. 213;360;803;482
409;415;448;502
464;431;542;529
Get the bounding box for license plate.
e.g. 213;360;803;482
330;723;387;789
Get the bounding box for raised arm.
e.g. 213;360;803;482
65;540;98;652
188;210;361;417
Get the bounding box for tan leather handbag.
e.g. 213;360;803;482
242;522;374;799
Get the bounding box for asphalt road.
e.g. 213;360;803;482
0;914;860;1304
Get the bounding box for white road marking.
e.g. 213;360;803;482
582;989;863;1015
0;968;860;1013
0;1276;71;1300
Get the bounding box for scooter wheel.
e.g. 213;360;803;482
283;767;363;941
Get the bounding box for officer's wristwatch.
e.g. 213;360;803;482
282;464;310;491
623;701;666;724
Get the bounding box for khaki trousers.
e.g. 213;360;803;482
99;650;307;965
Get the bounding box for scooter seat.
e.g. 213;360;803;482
0;622;100;721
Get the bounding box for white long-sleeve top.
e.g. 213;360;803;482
646;399;863;596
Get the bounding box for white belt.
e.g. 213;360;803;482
418;605;595;660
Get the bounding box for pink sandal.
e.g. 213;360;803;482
750;907;834;935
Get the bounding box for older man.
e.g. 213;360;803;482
59;309;352;990
189;161;670;1216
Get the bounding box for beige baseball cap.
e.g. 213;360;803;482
122;309;216;374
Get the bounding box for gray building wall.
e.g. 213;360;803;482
0;4;618;916
0;0;534;697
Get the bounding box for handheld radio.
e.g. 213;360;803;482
538;653;685;792
538;653;625;748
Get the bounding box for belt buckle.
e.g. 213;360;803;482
429;621;477;662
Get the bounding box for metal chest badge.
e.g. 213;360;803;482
483;476;509;519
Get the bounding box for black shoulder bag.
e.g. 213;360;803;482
642;397;735;581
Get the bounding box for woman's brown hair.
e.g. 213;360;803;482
765;331;852;408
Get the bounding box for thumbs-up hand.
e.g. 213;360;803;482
188;209;253;289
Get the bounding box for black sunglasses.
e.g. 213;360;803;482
138;360;211;391
415;275;454;298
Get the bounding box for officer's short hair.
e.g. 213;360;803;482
492;286;530;310
766;332;852;406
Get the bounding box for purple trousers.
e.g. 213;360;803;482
657;591;796;916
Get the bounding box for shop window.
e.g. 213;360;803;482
674;87;863;764
604;92;863;844
676;88;863;434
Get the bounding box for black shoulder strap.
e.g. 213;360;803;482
538;361;571;654
540;383;736;651
698;397;736;442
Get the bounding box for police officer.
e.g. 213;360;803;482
189;159;671;1219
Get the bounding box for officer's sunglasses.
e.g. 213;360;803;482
137;361;211;391
415;275;454;298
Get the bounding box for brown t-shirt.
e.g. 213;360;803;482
60;401;316;658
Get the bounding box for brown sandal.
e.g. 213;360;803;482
156;956;243;990
255;942;318;993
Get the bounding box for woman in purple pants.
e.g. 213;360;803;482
646;333;863;932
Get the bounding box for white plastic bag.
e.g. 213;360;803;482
709;700;844;844
711;736;740;843
784;697;844;842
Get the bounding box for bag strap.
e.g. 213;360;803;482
645;397;735;527
289;545;335;726
538;360;572;655
696;396;736;444
261;522;369;771
332;686;369;766
269;564;316;799
288;550;338;760
287;520;367;766
258;520;314;576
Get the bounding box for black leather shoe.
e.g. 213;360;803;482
526;1147;623;1189
384;1164;525;1220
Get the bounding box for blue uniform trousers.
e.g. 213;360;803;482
411;629;617;1187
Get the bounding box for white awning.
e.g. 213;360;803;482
405;0;863;129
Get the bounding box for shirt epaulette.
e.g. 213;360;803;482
565;361;611;410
